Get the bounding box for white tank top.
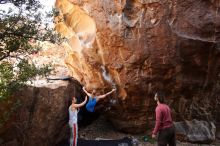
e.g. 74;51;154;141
69;105;78;126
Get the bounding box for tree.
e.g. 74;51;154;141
0;0;60;99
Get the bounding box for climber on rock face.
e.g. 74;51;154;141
82;87;116;112
69;96;87;146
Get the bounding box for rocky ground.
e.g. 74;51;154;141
79;116;218;146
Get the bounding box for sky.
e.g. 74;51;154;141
39;0;56;12
0;0;56;13
38;0;56;24
0;0;56;26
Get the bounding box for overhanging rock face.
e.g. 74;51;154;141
55;0;220;138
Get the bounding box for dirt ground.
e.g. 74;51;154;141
79;116;218;146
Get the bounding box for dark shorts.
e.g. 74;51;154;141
158;126;176;146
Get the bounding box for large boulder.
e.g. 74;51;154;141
54;0;220;137
0;79;83;146
175;120;216;143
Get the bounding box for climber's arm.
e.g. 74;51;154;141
97;88;116;99
83;87;92;97
73;96;88;108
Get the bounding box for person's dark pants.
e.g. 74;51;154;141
157;126;176;146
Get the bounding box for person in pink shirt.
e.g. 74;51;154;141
152;92;176;146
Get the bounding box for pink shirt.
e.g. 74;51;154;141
152;103;173;135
